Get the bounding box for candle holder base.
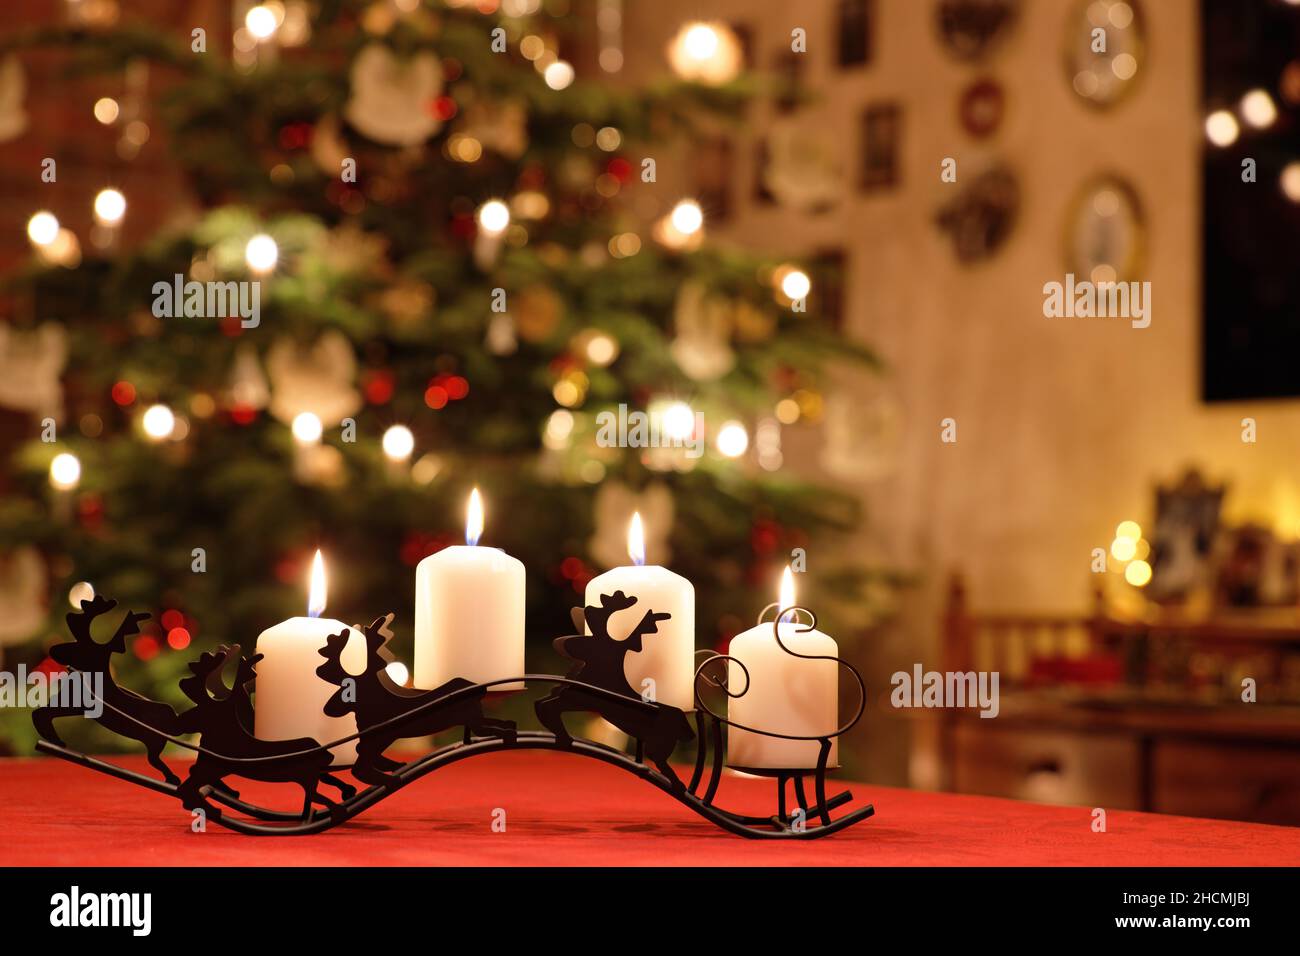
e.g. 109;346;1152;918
30;591;873;840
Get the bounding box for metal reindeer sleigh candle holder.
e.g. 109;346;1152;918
32;591;873;839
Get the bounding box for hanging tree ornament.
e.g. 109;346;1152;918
0;56;29;143
266;332;362;427
225;344;270;412
589;482;674;571
670;282;735;381
0;547;47;650
343;44;444;147
0;322;66;422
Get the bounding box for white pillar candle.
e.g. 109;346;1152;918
254;550;366;767
414;488;525;690
584;512;695;709
726;567;839;770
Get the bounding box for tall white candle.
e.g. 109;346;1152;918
726;567;839;770
414;488;525;689
584;512;695;709
254;550;366;767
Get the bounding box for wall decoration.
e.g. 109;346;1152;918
773;47;807;114
763;117;845;212
934;0;1021;62
1065;174;1144;283
693;134;735;222
1148;469;1224;606
859;102;902;191
1064;0;1145;109
837;0;874;68
811;248;848;330
935;164;1020;263
753;138;776;205
958;77;1005;138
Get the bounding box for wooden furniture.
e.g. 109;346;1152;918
936;574;1300;826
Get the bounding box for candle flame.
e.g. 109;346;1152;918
308;549;327;618
466;487;484;547
628;511;646;566
778;565;795;621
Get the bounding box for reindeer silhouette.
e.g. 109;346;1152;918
175;645;355;819
33;596;181;784
535;591;695;786
316;614;517;786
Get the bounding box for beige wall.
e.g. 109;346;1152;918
626;0;1300;780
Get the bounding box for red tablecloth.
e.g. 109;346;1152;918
2;751;1297;866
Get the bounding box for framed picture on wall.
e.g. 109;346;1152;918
860;102;902;190
837;0;874;68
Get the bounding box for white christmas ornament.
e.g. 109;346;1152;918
266;332;361;427
0;322;67;421
589;482;674;570
670;282;735;381
343;44;443;147
762;117;845;213
226;344;270;410
0;56;29;143
0;547;47;647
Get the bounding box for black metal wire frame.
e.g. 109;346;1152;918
33;603;874;840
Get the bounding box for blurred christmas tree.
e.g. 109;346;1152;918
0;1;888;754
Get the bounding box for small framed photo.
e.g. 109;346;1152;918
837;0;874;68
860;102;902;190
693;135;735;222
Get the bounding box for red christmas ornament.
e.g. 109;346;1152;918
230;404;257;425
363;370;395;405
111;381;136;406
607;157;632;182
424;385;448;410
134;636;160;661
166;627;191;650
444;375;469;400
430;96;458;121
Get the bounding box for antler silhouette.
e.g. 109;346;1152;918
316;628;354;687
624;609;671;654
583;590;638;641
185;647;235;704
64;594;119;643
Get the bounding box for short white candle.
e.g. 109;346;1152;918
254;550;366;766
584;512;695;709
414;488;525;689
726;567;839;770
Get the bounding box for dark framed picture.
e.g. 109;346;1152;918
693;135;735;222
860;102;902;190
1148;469;1225;605
773;47;806;114
837;0;874;68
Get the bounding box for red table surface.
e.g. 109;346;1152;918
2;751;1298;866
